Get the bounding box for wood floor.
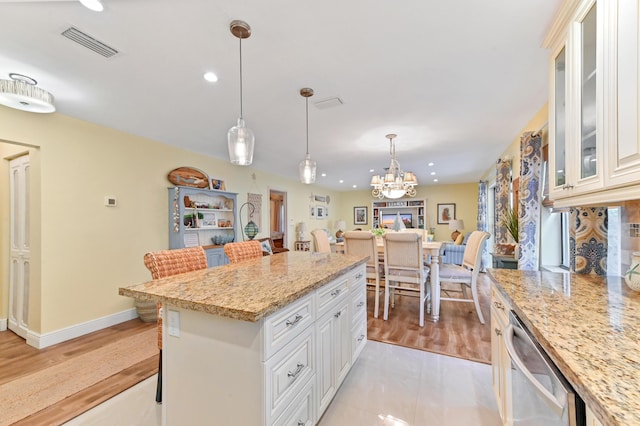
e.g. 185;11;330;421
0;320;158;425
0;273;492;425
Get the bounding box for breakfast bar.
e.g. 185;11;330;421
120;251;368;426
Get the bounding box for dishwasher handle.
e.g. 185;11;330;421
504;323;566;415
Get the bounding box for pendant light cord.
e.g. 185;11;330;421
239;37;244;119
305;96;309;155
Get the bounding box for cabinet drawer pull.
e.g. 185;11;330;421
285;314;303;327
493;301;504;310
287;362;305;379
355;273;363;279
356;301;365;308
334;311;342;318
494;328;502;336
357;334;365;342
331;289;341;297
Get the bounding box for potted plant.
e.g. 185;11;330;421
501;208;519;257
371;227;385;241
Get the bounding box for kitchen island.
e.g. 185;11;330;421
120;251;368;426
488;268;640;426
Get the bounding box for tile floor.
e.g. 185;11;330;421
65;341;501;426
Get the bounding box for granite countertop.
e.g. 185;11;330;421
119;251;367;322
488;269;640;426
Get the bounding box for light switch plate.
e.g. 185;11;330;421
168;310;180;337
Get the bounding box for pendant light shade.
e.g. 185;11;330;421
299;87;316;184
227;20;254;166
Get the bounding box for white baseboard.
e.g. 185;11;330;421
0;317;7;331
26;308;138;349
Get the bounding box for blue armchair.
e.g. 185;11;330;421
440;232;471;265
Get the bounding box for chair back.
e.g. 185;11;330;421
224;240;263;263
144;246;208;279
311;229;331;253
400;228;426;241
343;231;377;268
143;246;208;350
382;232;424;280
462;231;490;273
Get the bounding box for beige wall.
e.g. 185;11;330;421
0;106;342;335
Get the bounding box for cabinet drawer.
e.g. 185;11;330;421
263;293;315;360
265;325;315;425
350;282;367;323
271;378;315;426
350;266;366;286
491;284;510;324
351;311;367;362
316;276;349;318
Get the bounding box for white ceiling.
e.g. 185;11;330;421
0;0;561;191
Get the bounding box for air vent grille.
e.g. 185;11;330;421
61;27;118;58
313;97;344;110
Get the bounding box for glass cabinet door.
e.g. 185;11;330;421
579;3;597;179
554;46;567;187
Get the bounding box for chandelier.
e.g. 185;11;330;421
0;73;55;114
370;133;418;199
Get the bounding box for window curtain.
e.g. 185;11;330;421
569;207;608;275
494;159;512;254
477;180;489;271
517;131;542;270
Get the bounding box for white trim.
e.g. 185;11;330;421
0;318;7;331
26;308;138;349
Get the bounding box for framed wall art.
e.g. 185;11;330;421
437;203;456;224
354;206;368;225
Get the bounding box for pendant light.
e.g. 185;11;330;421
227;20;255;166
0;73;55;114
299;87;316;184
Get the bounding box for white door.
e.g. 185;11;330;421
8;154;30;339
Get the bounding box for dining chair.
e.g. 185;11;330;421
311;229;332;253
438;230;490;324
223;240;264;263
143;246;208;403
382;232;430;327
343;231;383;318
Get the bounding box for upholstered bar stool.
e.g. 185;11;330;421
143;246;208;403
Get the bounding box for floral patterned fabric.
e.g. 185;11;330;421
517;132;542;270
477;180;488;271
494;159;512;253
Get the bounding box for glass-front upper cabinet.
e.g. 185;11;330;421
554;46;567;188
579;3;598;180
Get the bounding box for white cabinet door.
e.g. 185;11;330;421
605;0;640;188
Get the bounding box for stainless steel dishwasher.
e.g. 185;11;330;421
504;310;585;426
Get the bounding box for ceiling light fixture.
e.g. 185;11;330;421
79;0;104;12
299;87;316;184
0;73;55;114
370;133;418;199
227;20;254;166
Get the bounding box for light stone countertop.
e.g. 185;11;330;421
488;268;640;426
119;251;367;322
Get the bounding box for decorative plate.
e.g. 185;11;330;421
168;167;210;188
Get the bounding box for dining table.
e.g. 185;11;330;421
334;239;445;321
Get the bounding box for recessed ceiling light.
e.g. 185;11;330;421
430;172;436;175
203;72;218;82
339;179;344;183
79;0;104;12
352;184;357;188
428;162;434;166
369;169;374;173
434;178;439;182
321;173;326;177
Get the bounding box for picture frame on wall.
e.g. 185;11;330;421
437;203;456;224
310;205;315;218
210;178;226;191
354;206;368;225
316;205;324;219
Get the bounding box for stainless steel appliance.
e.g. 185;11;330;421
504;310;585;425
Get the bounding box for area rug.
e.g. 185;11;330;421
0;327;157;426
366;274;493;365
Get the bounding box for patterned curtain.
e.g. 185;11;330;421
517;132;542;270
570;207;608;275
477;180;488;271
494;159;512;253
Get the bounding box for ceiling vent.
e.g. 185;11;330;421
61;27;119;58
313;96;344;110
